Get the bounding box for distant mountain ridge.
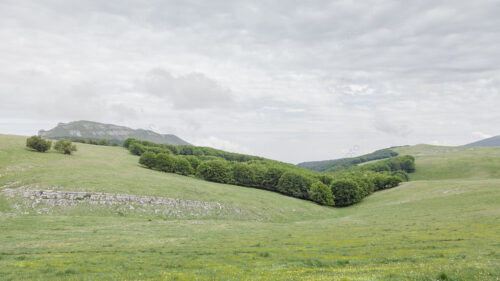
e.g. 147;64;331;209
38;120;190;146
297;148;398;172
464;135;500;147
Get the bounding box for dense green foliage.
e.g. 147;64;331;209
71;138;112;146
330;179;363;207
298;148;399;172
26;136;52;152
124;138;415;207
308;182;335;206
197;160;233;183
1;135;499;280
360;155;416;173
54;140;77;155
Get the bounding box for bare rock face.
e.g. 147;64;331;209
37;120;191;145
2;186;251;219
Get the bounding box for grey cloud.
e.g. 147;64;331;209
140;68;234;109
1;0;500;162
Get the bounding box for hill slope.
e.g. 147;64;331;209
297;148;398;172
465;135;500;147
0;135;499;280
38;120;190;145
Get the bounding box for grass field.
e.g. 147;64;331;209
1;135;499;280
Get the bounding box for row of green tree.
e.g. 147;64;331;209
124;139;263;162
127;139;414;207
26;136;77;155
298;148;399;172
71;138;119;146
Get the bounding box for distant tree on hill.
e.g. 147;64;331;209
26;136;52;152
173;157;194;176
54;140;77;155
98;139;110;146
196;160;233;183
261;167;285;191
309;181;335;206
277;171;312;199
330;179;362;207
154;153;176;172
183;155;201;170
139;151;156;169
232;163;256;186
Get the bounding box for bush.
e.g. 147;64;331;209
261;167;285;191
26;136;52;152
173;157;194;176
309;181;335;206
183;155;201;170
54;140;77;155
196;160;232;183
154;153;176;172
330;179;363;207
232;163;256;186
98;139;110;146
123;138;135;149
129;143;145;156
277;171;312;199
139;151;156;169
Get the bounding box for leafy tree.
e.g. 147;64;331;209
98;139;110;146
196;160;232;183
154;153;176;172
330;179;363;207
309;181;335;206
54;140;77;155
173;157;194;176
26;136;52;152
277;171;312;199
139;151;156;169
184;155;201;170
129;143;145;156
232;163;256;186
123;138;136;148
261;167;285;191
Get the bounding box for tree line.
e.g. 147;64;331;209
298;148;399;172
126;138;415;207
26;136;77;155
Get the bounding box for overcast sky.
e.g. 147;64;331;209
1;0;499;163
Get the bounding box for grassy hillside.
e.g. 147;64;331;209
1;135;499;280
393;144;500;180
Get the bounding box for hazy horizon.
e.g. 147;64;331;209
1;0;499;163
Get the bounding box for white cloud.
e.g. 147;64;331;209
1;0;500;163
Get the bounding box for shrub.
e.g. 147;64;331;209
330;179;363;207
232;163;256;186
173;157;194;176
98;139;110;146
261;167;285;191
184;155;201;170
154;153;176;172
129;143;145;156
26;136;52;152
123;138;135;149
139;151;156;169
277;171;312;199
54;140;77;155
309;181;335;206
196;160;232;183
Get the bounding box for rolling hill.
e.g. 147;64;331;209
38;120;190;145
297;148;398;172
465;135;500;147
0;135;499;280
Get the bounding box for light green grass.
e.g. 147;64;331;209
1;135;499;280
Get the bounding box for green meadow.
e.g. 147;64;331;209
0;134;499;280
